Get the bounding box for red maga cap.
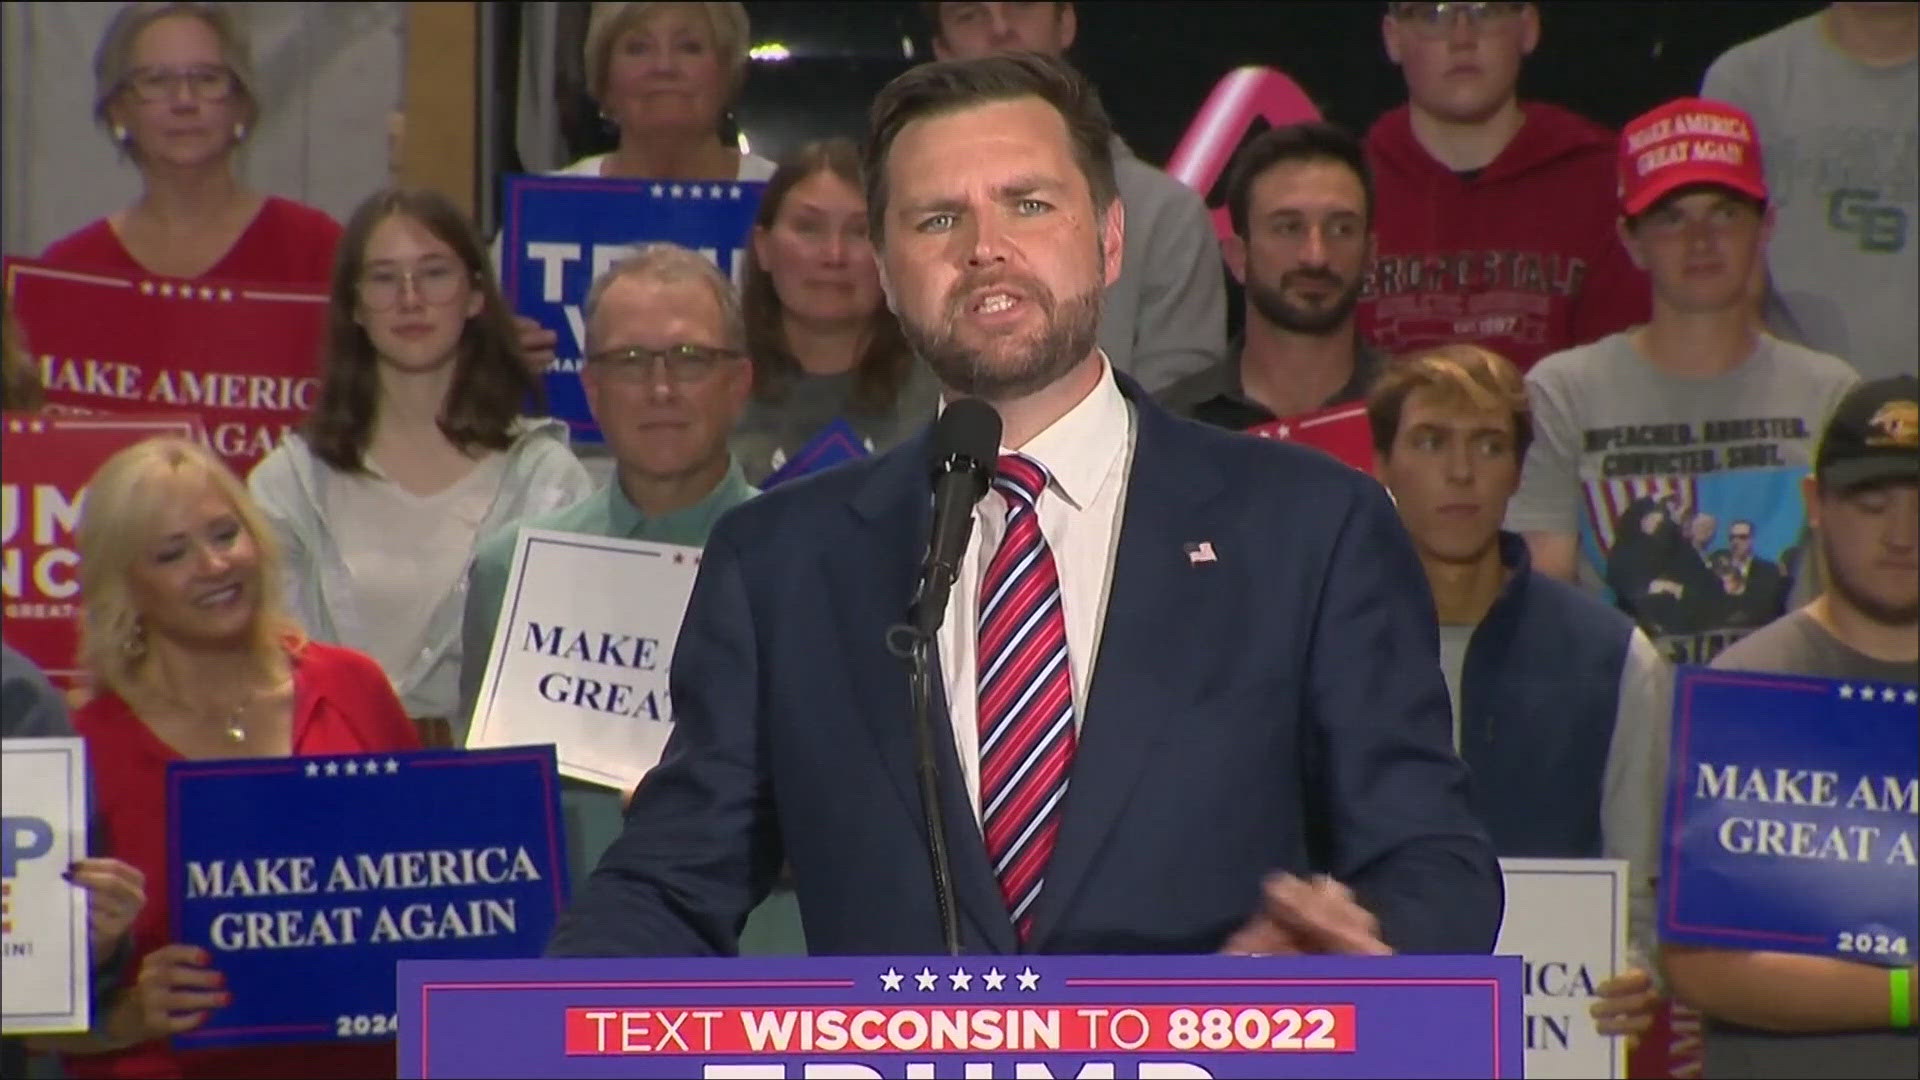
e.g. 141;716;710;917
1618;97;1768;217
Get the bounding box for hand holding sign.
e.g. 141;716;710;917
513;315;557;374
1589;967;1659;1042
68;857;145;964
123;944;227;1041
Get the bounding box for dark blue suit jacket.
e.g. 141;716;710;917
548;377;1502;957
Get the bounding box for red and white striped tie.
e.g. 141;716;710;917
976;453;1076;943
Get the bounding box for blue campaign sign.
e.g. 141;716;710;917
500;174;765;445
1661;666;1919;963
761;418;872;488
399;954;1525;1078
166;746;568;1050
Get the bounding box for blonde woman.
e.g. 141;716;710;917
563;1;774;182
511;2;775;367
58;437;416;1079
41;2;339;285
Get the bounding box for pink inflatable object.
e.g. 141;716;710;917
1167;66;1322;244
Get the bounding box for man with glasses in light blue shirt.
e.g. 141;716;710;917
458;243;800;951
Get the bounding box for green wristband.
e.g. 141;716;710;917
1894;967;1915;1030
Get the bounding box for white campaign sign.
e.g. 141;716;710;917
467;529;702;792
1496;857;1629;1079
2;737;91;1034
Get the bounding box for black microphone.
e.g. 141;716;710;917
906;398;1002;639
886;397;1000;956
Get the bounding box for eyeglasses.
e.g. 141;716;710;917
355;262;471;311
586;344;738;383
1392;2;1526;37
124;64;237;104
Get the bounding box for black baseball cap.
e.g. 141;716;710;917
1816;374;1919;492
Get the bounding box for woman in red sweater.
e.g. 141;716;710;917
56;436;416;1080
40;2;339;286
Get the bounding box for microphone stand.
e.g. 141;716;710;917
886;623;962;956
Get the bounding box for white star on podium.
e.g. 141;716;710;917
1881;687;1898;703
324;761;339;776
1905;689;1918;705
880;967;904;992
948;968;973;991
1840;684;1855;699
1016;967;1040;991
304;762;319;777
914;967;938;992
981;967;1006;990
385;759;400;774
344;760;359;776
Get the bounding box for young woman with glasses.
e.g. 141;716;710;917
249;187;592;746
40;2;341;287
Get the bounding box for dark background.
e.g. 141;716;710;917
605;1;1825;169
488;1;1826;329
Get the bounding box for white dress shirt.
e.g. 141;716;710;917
936;359;1138;824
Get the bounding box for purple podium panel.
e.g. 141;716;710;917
399;954;1523;1078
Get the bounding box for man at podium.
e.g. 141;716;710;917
548;54;1502;959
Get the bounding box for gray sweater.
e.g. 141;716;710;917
1101;136;1228;393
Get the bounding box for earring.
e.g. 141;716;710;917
232;121;248;142
111;123;130;145
122;616;147;659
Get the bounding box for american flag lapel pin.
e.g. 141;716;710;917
1184;541;1218;565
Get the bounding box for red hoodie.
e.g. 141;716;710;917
1359;102;1649;371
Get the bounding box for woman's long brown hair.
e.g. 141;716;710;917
305;187;540;473
740;138;911;416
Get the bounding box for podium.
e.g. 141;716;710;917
397;954;1523;1078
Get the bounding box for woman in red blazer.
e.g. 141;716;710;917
55;436;417;1080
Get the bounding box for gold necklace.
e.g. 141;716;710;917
159;686;264;744
219;696;252;743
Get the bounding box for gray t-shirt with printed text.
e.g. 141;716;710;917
1506;331;1858;666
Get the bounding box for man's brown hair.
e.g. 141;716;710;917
861;51;1117;244
1366;342;1533;460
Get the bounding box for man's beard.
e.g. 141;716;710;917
1824;542;1920;627
1246;265;1363;335
903;270;1103;402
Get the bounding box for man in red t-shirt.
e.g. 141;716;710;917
1360;1;1649;371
